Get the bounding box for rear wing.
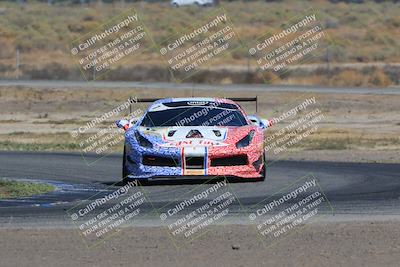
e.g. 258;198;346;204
228;97;258;113
129;96;258;113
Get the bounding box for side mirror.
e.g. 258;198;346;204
247;115;261;127
247;115;273;129
260;119;273;129
116;119;130;131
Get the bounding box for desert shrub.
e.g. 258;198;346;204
262;71;280;84
0;38;15;59
369;69;391;87
25;62;71;79
331;70;365;86
0;64;14;73
385;15;400;28
104;65;170;81
324;18;340;29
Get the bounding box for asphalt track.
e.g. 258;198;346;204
1;151;400;227
2;81;400;228
1;80;400;95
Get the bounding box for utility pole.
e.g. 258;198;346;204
326;47;331;77
247;52;250;83
16;49;20;80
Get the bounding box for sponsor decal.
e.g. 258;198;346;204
158;139;228;147
187;101;208;106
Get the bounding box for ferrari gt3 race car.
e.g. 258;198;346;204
116;97;272;182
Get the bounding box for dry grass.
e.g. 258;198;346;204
0;179;54;199
0;1;399;85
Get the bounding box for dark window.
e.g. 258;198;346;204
162;101;239;110
140;107;248;127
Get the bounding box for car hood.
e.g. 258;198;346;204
136;126;254;148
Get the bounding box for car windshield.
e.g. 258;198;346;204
140;107;248;127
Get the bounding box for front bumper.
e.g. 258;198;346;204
125;144;264;179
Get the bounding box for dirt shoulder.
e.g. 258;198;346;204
1;222;399;267
275;149;400;164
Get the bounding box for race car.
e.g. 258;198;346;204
116;97;272;182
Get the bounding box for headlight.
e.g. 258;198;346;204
135;131;153;148
236;130;255;149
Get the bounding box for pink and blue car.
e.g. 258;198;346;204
116;98;272;182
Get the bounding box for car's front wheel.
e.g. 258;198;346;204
122;146;148;185
257;152;267;181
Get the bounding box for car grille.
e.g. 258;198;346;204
142;156;179;167
210;155;248;167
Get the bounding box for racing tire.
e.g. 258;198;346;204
256;152;267;182
122;147;148;185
